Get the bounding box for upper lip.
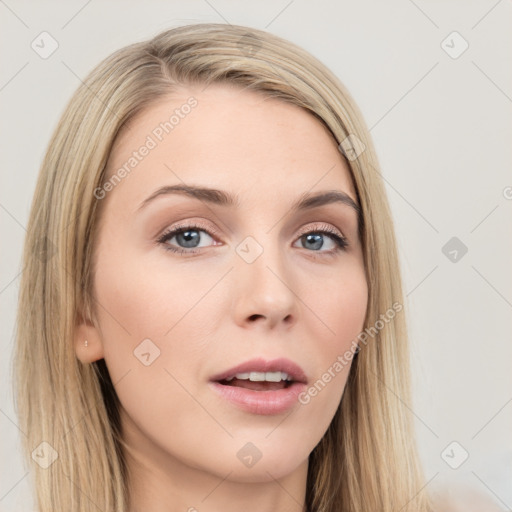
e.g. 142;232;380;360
210;357;308;384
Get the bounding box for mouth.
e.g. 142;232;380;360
217;371;296;392
209;358;308;415
210;357;308;388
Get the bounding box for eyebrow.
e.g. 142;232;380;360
137;184;361;224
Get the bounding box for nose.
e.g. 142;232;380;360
231;240;299;330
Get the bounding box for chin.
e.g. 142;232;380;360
223;457;307;483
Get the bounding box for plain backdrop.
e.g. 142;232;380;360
1;1;511;510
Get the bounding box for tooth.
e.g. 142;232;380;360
231;371;293;382
265;371;282;382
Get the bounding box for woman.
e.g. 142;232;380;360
14;23;432;511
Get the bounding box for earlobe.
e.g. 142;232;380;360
74;313;104;363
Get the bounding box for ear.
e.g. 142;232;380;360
74;311;104;364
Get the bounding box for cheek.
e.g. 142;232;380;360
92;242;225;398
91;244;178;387
296;261;367;410
92;250;217;454
93;243;207;342
309;260;368;350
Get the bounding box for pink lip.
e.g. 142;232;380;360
208;357;308;415
209;381;306;415
209;357;308;384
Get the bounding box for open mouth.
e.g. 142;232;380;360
209;363;307;415
217;370;296;391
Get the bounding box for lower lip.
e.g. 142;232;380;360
209;381;307;415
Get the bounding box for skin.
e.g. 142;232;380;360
74;84;368;512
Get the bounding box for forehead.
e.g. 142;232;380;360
104;83;357;208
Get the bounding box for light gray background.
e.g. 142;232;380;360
1;1;511;510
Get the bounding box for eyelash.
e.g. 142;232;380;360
156;221;349;258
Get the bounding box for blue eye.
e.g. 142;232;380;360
157;223;348;255
295;230;348;252
157;224;216;254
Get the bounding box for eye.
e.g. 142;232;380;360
157;222;219;254
293;224;348;255
156;222;348;256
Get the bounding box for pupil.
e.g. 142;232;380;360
304;233;323;250
178;230;200;248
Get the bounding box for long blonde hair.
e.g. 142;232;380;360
14;23;432;511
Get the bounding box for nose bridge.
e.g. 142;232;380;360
233;230;297;325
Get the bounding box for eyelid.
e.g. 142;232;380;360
156;219;221;244
295;222;345;240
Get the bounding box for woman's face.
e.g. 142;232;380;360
76;84;367;484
